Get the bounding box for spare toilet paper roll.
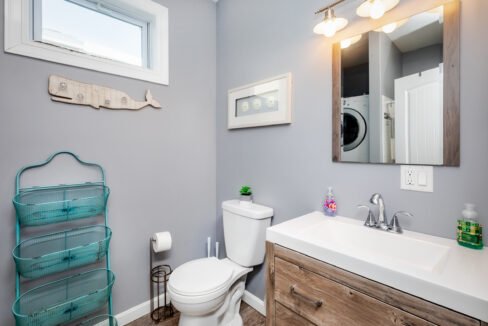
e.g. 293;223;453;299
152;232;172;253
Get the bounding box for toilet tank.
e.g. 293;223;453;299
222;200;273;267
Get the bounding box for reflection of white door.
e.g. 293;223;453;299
395;65;443;164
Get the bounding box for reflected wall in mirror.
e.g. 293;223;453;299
332;1;460;166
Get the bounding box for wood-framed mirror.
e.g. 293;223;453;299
332;0;460;166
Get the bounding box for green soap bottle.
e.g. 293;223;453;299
457;203;483;250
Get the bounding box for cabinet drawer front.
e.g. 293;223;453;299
276;302;316;326
274;257;435;326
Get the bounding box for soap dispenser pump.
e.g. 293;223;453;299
324;187;337;217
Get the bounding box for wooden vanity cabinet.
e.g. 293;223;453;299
265;242;485;326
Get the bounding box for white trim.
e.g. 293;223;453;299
114;290;264;325
242;290;266;316
115;293;171;325
4;0;169;85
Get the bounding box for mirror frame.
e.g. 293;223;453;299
332;0;460;166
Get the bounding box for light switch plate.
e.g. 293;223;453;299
401;165;434;192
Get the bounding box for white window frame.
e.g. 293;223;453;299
4;0;169;85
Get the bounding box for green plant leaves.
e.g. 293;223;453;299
240;185;252;195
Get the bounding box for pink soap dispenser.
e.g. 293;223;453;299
323;187;337;217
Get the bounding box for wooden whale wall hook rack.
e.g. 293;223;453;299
48;75;162;111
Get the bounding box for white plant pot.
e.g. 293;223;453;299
240;195;253;206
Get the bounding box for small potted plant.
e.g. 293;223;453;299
239;185;253;206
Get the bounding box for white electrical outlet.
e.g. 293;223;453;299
400;165;434;192
405;166;416;185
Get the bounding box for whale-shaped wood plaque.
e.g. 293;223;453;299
48;75;162;111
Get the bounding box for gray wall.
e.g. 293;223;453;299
369;31;402;162
402;44;443;76
0;0;216;324
216;0;488;301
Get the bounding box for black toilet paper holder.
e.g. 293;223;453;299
150;239;175;322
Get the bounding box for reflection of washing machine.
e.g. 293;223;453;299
341;95;369;162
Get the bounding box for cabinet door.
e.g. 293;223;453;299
274;257;435;326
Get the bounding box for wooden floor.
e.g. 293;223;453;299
126;302;265;326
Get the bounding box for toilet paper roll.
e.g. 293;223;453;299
152;232;172;253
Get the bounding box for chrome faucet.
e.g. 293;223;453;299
370;193;389;230
359;195;414;234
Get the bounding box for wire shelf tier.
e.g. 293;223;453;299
79;315;118;326
13;183;110;226
12;269;115;326
13;225;112;279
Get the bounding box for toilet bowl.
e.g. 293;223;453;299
169;258;251;326
168;200;273;326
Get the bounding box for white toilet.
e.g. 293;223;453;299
168;200;273;326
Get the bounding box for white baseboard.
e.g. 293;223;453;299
116;294;171;325
242;290;266;316
115;290;265;325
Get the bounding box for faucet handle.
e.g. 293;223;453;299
389;211;413;234
358;205;377;228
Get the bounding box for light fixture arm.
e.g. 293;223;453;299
315;0;348;15
327;8;334;19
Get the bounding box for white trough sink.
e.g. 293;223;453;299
298;216;451;274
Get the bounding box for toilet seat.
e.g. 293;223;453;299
169;257;234;303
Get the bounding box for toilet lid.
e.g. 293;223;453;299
169;257;234;296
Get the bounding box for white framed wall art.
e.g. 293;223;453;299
228;73;292;129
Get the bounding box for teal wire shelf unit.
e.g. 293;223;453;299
12;152;116;326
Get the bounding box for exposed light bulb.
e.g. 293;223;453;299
370;0;386;19
322;18;337;37
313;8;348;38
322;9;338;37
382;22;397;33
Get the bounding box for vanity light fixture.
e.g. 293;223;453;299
313;1;348;38
340;34;362;48
314;0;401;38
356;0;400;20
